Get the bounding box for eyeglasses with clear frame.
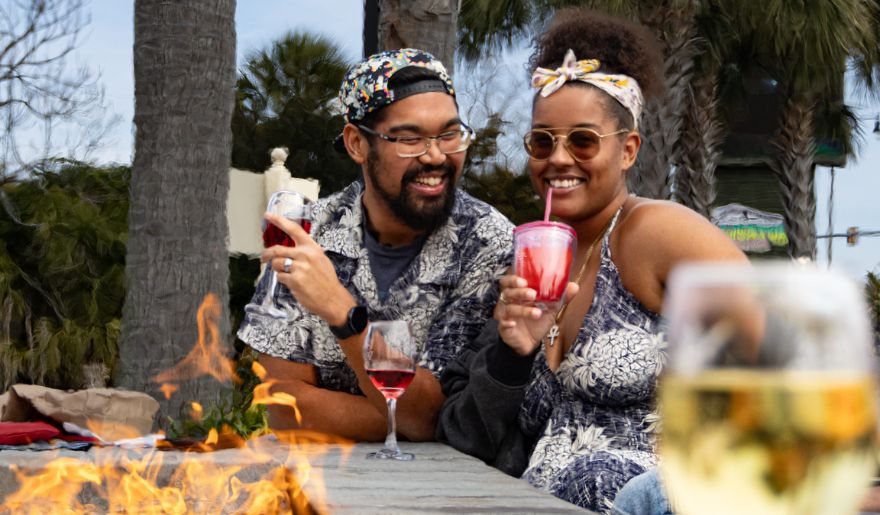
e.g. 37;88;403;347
357;124;475;158
523;127;630;162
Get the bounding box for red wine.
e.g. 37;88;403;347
367;368;415;399
262;220;312;248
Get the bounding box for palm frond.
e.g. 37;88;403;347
630;0;701;199
232;31;355;191
458;0;536;62
770;92;817;259
676;69;724;218
732;0;873;93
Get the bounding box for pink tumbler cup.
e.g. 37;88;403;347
513;221;577;310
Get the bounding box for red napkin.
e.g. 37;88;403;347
0;421;60;444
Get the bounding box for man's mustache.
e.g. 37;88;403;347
401;163;456;184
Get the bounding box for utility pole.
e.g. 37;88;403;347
826;167;835;264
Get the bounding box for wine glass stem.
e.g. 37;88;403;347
383;397;400;451
263;270;279;308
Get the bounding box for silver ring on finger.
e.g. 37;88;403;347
282;257;293;273
499;292;509;304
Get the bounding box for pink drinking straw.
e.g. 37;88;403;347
543;188;553;222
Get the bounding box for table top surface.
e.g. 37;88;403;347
300;442;591;514
0;439;593;514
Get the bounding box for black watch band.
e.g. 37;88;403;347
329;305;369;340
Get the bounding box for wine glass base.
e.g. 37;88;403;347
366;448;414;461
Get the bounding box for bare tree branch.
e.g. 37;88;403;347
0;0;114;176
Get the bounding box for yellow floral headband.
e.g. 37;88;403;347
531;49;644;129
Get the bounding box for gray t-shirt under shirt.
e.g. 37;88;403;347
363;226;426;302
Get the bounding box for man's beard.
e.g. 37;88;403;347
365;149;457;232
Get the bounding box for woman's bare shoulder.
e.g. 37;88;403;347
617;198;746;274
622;198;708;228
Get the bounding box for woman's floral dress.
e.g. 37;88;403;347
519;212;667;513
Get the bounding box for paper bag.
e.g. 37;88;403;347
0;385;159;441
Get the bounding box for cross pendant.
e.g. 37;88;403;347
546;324;560;347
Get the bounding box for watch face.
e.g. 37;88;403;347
350;306;369;333
330;305;369;339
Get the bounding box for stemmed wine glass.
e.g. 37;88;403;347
363;320;418;460
244;190;312;320
659;262;878;515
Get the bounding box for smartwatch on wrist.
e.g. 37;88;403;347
329;305;368;340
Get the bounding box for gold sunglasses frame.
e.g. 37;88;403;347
523;127;630;163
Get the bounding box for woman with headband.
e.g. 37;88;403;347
436;8;745;512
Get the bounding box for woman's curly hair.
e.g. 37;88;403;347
529;8;663;128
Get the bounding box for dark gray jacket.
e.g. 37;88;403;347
435;320;538;477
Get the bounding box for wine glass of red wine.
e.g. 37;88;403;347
244;190;312;320
363;320;418;461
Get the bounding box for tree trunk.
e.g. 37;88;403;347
377;0;459;76
770;93;817;260
628;0;699;200
675;70;723;219
363;0;380;57
119;0;236;426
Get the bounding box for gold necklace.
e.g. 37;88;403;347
544;210;618;348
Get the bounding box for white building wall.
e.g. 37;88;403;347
227;148;320;256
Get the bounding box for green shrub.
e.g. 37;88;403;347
0;159;268;438
0;160;129;389
165;349;268;440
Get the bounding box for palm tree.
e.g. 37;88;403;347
628;0;701;200
457;0;535;62
232;31;355;194
118;0;237;424
673;3;743;218
375;0;460;75
675;69;723;218
770;89;818;258
665;0;875;258
743;0;880;258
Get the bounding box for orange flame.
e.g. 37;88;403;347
3;459;102;513
153;292;239;388
190;402;204;422
0;293;359;513
84;420;146;443
251;362;303;425
2;436;345;513
159;383;179;400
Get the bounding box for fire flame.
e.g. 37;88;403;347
191;402;204;422
159;383;180;400
153;293;240;392
3;437;342;513
0;294;352;513
251;361;303;425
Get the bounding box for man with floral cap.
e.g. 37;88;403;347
237;49;513;442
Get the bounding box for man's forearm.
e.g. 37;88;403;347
391;367;445;441
267;378;388;441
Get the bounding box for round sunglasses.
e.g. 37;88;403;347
523;127;630;162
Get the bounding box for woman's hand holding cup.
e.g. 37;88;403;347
495;274;579;356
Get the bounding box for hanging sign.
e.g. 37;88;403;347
711;203;788;253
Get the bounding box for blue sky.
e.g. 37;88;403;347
70;0;879;279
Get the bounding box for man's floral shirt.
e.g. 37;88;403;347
238;180;513;395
